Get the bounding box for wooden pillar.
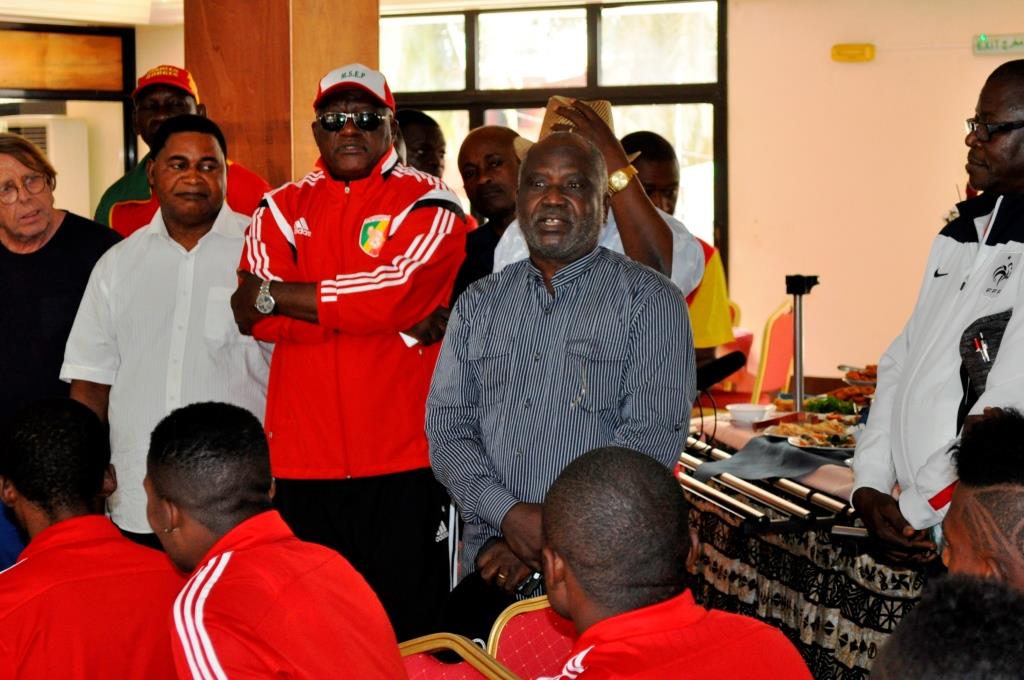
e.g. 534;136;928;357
184;0;379;186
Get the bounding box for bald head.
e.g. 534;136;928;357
458;126;521;226
985;59;1024;107
458;126;519;165
543;447;690;615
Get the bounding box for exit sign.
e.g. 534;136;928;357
974;33;1024;54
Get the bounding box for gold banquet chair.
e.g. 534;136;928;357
486;596;576;679
709;299;794;405
400;632;520;680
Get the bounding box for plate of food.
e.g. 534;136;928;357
803;395;859;415
841;364;877;387
764;418;860;447
787;434;857;453
824;385;875;406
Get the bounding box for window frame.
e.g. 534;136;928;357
0;22;137;172
384;0;729;266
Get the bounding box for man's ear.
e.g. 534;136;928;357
166;499;184;532
686;527;700;572
543;546;563;586
543;545;572;619
101;464;117;499
268;478;276;502
985;555;1006;582
145;157;156;190
0;475;18;509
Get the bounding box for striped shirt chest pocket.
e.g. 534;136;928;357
565;331;628;413
468;333;514;407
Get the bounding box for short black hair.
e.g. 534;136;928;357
395;109;440;131
0;399;109;519
986;60;1024;114
149;114;227;159
147;402;271;534
873;575;1024;680
620;131;677;164
543;446;690;613
952;407;1024;487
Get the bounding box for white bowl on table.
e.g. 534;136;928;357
725;403;775;427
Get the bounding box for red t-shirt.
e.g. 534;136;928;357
0;515;185;680
542;591;811;680
170;510;404;679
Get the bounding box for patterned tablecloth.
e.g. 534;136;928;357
686;492;929;679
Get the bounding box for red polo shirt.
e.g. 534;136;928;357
0;515;184;680
170;510;404;679
543;591;811;680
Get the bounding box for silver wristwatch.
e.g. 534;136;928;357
254;278;276;315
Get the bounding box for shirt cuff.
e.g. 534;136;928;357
476;484;521;531
898;485;946;530
851;458;896;500
59;364;116;386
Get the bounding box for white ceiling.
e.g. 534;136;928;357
0;0;652;25
0;0;182;25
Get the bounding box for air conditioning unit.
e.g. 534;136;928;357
0;115;90;217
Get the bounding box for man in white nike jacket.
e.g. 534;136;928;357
853;59;1024;556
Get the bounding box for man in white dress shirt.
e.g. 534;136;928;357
62;115;269;547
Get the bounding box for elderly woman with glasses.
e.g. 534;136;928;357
0;132;120;569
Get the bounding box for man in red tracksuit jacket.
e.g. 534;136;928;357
146;403;405;679
231;63;468;641
0;399;184;680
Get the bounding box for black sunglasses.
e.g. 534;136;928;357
317;111;387;133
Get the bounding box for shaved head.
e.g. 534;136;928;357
985;59;1024;112
543;446;689;614
944;408;1024;588
458;126;521;225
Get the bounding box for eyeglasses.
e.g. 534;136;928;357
317;111;387;133
965;117;1024;142
0;174;48;205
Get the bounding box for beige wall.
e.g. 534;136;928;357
65;101;124;215
728;0;1022;376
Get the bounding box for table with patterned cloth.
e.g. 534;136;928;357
685;488;929;679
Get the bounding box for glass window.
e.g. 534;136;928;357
421;109;472;209
600;2;717;86
615;103;715;244
483;107;546;142
380;15;466;92
478;9;586;90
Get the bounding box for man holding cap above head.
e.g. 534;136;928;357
492;96;704;297
95;64;270;237
231;63;468;641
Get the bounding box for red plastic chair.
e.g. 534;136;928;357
401;633;519;680
708;300;794;405
486;596;576;680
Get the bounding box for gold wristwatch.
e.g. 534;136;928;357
608;164;639;194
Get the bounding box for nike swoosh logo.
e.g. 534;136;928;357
933;269;949;278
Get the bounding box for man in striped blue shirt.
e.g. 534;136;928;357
427;132;696;601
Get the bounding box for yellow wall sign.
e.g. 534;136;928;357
831;44;876;62
974;33;1024;54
